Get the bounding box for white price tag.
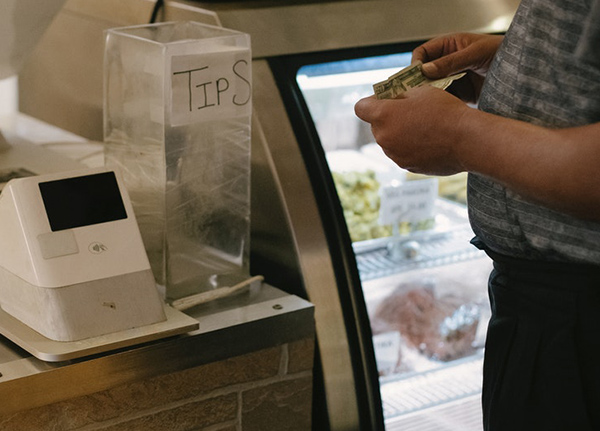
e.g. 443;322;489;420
170;48;252;126
378;178;438;225
373;331;401;374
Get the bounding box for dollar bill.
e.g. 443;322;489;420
373;62;422;98
373;61;466;100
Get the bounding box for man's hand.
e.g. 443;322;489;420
412;33;504;103
355;86;471;176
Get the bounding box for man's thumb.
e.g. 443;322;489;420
421;61;441;78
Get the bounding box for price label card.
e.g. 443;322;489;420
373;331;401;374
170;48;252;126
378;178;438;225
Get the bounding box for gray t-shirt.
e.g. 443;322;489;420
468;0;600;264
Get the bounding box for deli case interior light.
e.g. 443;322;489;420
296;68;395;89
296;52;493;430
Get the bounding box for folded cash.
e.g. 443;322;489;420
374;61;466;100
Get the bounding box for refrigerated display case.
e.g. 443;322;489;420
17;1;521;429
280;47;494;431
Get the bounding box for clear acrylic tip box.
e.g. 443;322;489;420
104;21;252;300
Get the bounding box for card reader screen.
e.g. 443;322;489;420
39;171;128;231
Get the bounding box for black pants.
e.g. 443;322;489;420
481;248;600;431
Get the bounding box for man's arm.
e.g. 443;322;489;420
355;86;600;221
459;106;600;221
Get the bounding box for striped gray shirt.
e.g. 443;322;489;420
468;0;600;264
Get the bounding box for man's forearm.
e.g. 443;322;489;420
458;109;600;221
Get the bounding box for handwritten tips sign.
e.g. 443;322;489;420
170;48;251;126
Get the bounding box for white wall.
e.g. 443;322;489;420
0;76;18;116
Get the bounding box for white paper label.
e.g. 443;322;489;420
373;331;401;374
170;49;251;126
378;178;438;225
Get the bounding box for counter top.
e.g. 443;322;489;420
0;284;314;416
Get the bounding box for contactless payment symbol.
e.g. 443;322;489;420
89;242;108;254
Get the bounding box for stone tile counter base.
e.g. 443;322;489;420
0;338;313;431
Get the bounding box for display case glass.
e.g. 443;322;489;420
296;51;492;431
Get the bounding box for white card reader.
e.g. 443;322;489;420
0;167;168;342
